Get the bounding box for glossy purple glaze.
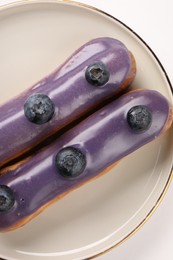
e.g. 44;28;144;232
0;90;171;231
0;37;134;166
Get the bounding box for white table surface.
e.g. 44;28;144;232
0;0;173;260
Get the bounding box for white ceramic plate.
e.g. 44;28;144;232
0;1;173;260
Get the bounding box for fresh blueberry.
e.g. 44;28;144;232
24;93;55;124
55;147;86;178
85;62;110;86
0;185;15;212
127;105;152;132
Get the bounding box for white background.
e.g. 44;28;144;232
0;0;173;260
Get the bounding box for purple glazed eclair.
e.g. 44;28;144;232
0;89;172;232
0;37;136;168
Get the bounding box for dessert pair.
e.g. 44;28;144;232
0;38;172;232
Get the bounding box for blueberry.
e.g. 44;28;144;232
55;147;86;178
24;93;55;124
85;62;110;86
127;105;152;132
0;185;15;212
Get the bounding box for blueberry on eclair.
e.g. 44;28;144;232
127;105;152;132
55;147;86;178
0;185;15;213
24;93;55;124
85;62;110;86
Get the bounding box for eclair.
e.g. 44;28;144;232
0;37;136;168
0;89;172;232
